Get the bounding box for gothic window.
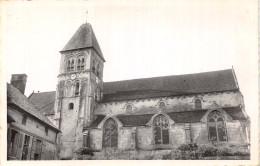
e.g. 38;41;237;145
75;82;80;96
69;103;74;109
153;115;169;145
81;58;85;70
102;118;118;148
67;60;71;72
208;111;227;142
77;59;81;70
159;101;166;110
126;105;132;114
195;99;202;110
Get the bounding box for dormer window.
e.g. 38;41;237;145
75;82;80;95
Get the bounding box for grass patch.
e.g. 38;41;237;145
74;143;250;160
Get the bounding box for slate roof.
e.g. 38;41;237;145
223;106;247;120
7;83;60;131
103;69;238;102
28;69;239;116
167;109;208;123
28;91;56;115
61;23;105;61
117;114;155;127
89;106;247;127
89;115;106;128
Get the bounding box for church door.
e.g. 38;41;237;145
153;115;169;145
208;111;227;142
102;118;118;148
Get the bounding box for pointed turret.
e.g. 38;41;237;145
61;23;105;61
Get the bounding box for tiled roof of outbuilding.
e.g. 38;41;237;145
117;114;154;127
61;23;104;61
223;106;247;120
89;115;106;128
167;110;208;123
89;106;247;128
103;69;238;102
7;83;59;131
29;91;56;115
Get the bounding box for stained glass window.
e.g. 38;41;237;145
208;111;227;142
153;115;169;145
102;118;118;148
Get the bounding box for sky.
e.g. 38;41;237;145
1;0;258;120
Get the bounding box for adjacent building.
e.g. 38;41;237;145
7;74;60;160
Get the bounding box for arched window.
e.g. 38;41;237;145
208;111;227;142
67;60;71;72
77;59;81;70
102;118;118;148
71;60;74;71
126;105;132;114
81;58;85;70
195;99;202;110
159;101;166;110
68;103;74;109
75;82;80;95
153;115;169;145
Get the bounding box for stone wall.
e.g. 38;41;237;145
96;91;244;115
7;107;58;160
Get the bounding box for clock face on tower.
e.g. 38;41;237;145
70;74;76;80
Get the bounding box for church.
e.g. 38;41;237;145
25;22;250;159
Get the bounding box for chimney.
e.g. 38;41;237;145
10;74;27;94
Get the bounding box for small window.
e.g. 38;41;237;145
81;58;85;70
22;115;27;125
159;101;166;110
45;127;48;136
75;82;80;95
69;103;74;109
195;99;202;110
97;64;100;77
77;59;81;70
126;105;132;114
67;60;71;72
71;60;74;71
92;60;96;73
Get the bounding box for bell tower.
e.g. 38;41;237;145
54;22;105;159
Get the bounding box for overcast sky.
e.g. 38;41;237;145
1;0;257;119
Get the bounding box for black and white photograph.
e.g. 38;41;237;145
1;0;258;165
